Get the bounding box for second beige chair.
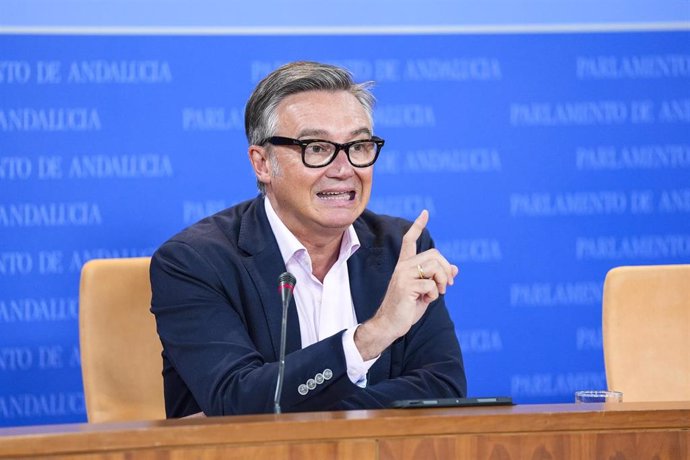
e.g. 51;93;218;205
79;257;166;422
603;264;690;402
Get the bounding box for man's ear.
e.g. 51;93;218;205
248;145;272;186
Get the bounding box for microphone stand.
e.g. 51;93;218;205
274;272;295;414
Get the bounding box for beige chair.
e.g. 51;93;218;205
603;264;690;402
79;257;166;422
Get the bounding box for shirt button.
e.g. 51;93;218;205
323;368;333;380
315;373;324;384
298;384;308;395
307;378;317;390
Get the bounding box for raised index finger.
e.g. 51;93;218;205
399;209;429;261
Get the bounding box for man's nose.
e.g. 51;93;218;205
328;148;355;173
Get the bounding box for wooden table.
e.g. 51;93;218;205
0;402;688;459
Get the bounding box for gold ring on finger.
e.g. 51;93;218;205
417;264;428;279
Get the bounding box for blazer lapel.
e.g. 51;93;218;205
237;197;302;361
349;219;394;383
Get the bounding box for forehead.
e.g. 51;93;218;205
275;90;371;138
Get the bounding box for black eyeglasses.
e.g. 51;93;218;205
260;136;385;168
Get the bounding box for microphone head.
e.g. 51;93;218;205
279;272;296;290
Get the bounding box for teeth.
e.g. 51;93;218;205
318;191;353;200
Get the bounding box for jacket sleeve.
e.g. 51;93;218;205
333;296;466;410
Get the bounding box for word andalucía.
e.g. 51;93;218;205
0;108;100;131
0;203;102;227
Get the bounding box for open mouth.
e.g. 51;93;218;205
316;191;356;201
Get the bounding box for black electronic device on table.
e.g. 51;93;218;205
390;396;513;409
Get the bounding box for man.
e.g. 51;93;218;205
151;61;466;417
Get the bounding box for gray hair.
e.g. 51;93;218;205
244;61;376;193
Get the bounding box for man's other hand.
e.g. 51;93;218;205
354;210;458;360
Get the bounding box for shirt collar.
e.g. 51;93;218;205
264;196;360;267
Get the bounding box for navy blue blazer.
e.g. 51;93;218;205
150;197;466;417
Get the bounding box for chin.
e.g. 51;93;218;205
318;209;361;229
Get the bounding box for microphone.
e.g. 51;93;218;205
274;272;296;414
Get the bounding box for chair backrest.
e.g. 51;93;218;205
79;257;166;422
603;264;690;402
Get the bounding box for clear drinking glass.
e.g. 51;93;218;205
575;390;623;403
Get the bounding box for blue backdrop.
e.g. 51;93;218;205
1;30;689;426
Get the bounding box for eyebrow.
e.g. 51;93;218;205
297;127;372;139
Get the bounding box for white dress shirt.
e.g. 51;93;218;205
264;197;378;387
